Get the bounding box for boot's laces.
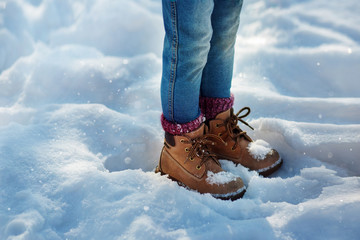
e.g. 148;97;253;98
182;134;224;167
218;107;254;149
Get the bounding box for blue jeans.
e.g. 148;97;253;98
161;0;243;124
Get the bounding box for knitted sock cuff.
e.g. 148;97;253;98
161;113;205;135
199;94;234;120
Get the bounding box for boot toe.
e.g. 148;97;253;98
210;177;246;201
256;149;282;177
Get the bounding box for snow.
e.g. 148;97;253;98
0;0;359;239
247;139;273;160
206;171;238;185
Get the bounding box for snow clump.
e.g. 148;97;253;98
206;171;238;185
247;139;273;161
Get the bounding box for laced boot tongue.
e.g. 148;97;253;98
184;124;221;167
228;107;254;142
215;109;231;121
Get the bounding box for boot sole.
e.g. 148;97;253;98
257;157;283;177
212;186;246;201
155;165;246;201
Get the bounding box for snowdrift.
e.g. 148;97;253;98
0;0;359;239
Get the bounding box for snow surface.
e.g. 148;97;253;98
1;0;360;239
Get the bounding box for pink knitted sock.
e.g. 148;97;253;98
161;113;205;135
199;95;234;120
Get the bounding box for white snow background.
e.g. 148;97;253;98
1;0;360;239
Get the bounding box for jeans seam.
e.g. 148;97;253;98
168;1;178;122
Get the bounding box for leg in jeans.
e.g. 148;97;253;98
161;0;214;134
200;0;243;120
198;0;282;176
158;1;246;200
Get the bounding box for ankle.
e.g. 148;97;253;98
199;94;234;120
161;113;205;135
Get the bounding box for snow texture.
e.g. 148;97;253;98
206;171;238;185
247;139;273;161
1;0;360;239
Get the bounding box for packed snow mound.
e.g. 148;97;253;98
1;0;360;239
247;139;273;160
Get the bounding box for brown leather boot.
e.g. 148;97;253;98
155;124;246;200
207;108;282;176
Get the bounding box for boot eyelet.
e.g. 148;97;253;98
218;133;223;137
189;157;194;161
215;124;220;128
185;148;190;152
231;146;236;151
196;165;201;170
180;139;185;143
